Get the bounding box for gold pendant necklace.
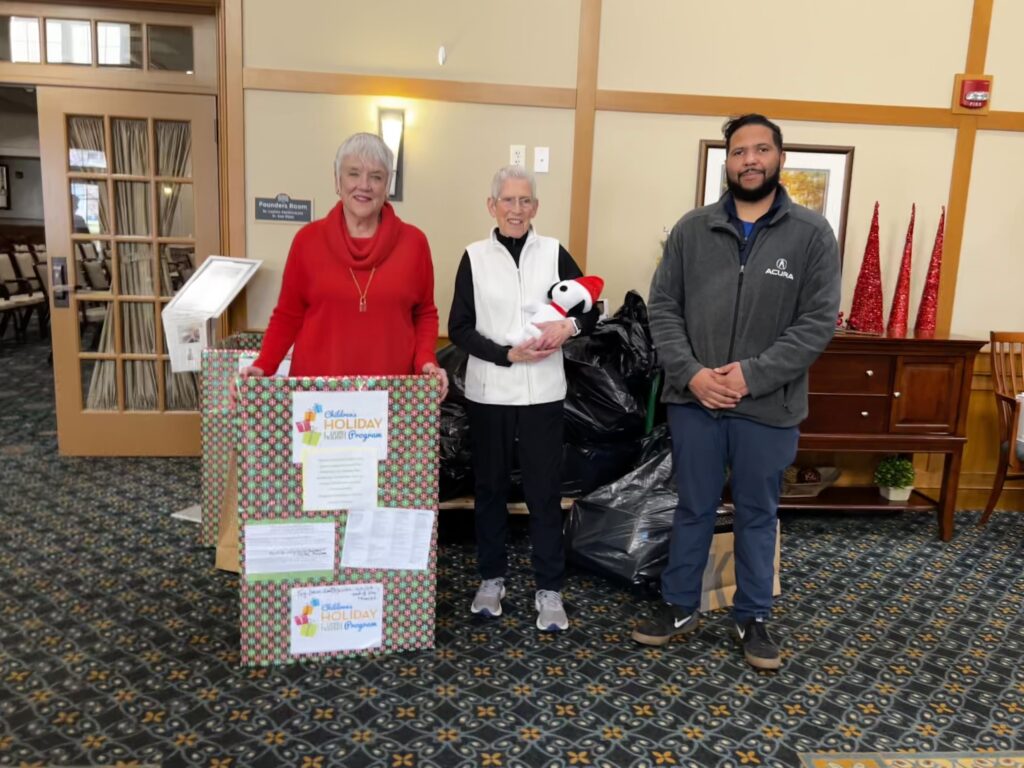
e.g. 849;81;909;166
349;267;376;312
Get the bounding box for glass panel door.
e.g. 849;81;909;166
38;87;218;455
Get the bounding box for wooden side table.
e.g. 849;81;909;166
784;332;984;541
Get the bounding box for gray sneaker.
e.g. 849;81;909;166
471;578;506;618
535;590;569;632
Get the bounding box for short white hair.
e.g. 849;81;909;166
490;164;537;200
333;133;393;184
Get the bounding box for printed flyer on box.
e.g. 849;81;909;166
243;520;335;582
301;447;378;512
238;351;291;377
340;507;434;571
290;583;384;655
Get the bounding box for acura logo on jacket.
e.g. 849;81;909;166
765;257;794;280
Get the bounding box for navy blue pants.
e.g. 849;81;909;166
662;403;799;622
467;400;566;591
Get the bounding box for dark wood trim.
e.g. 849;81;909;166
936;0;995;334
243;68;576;110
981;111;1024;131
936;128;979;338
965;0;993;73
55;0;217;12
220;0;247;332
596;91;959;128
567;0;601;269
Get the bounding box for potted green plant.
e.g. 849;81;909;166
874;454;915;501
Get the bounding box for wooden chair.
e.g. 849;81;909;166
0;282;22;341
31;262;53;363
980;331;1024;525
0;252;45;342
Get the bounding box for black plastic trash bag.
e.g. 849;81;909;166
562;339;646;442
439;401;474;501
564;449;676;586
564;444;733;588
436;343;469;405
559;439;643;498
561;291;661;443
609;290;657;386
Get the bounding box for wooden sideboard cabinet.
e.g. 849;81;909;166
787;332;985;541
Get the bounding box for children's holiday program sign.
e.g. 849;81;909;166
292;390;389;461
291;583;383;654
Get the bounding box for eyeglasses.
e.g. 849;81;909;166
497;196;534;208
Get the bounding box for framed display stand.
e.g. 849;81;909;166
234;375;439;665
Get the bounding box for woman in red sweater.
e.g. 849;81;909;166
241;133;448;397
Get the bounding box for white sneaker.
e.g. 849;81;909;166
471;578;506;618
535;590;569;632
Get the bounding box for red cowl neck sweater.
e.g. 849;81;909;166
253;201;439;378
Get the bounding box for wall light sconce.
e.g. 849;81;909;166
378;108;405;201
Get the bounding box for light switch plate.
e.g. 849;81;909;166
534;146;549;173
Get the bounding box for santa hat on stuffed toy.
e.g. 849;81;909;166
574;276;604;304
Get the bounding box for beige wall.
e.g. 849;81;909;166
0;107;39;156
951;130;1024;338
240;0;1022;344
781;122;956;324
598;0;972;108
245;90;574;328
243;0;580;88
987;0;1024;111
589;114;956;318
588;111;723;307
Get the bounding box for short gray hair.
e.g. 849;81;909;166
490;164;537;200
333;133;393;184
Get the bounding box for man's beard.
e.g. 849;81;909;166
727;165;781;202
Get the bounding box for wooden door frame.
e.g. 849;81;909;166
38;86;218;455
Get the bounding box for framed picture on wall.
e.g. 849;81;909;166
0;165;9;210
696;141;854;262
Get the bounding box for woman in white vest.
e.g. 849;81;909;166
448;165;598;632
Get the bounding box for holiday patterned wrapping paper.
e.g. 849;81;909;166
236;374;439;666
199;333;265;547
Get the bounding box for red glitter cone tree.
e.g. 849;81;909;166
887;204;915;336
847;201;884;334
915;206;945;334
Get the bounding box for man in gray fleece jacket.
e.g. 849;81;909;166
631;114;841;670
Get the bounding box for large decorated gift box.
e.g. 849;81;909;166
234;374;439;665
199;332;265;547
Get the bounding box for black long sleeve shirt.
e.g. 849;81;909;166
448;229;599;366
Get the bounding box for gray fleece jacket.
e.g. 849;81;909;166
649;187;841;427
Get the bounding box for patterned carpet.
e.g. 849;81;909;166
1;332;1023;768
800;752;1024;767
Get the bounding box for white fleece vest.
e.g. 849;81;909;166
465;229;566;405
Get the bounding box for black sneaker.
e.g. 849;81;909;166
631;603;700;646
734;617;781;670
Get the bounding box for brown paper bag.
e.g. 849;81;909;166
214;451;241;573
699;525;781;612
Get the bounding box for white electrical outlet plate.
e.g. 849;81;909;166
534;146;550;173
510;144;526;167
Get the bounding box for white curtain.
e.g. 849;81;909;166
85;307;116;410
157;120;198;410
113;119;157;410
72;115;117;411
158;121;192;237
81;118;199;412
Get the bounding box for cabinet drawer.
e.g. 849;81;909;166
809;354;893;395
803;394;889;434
